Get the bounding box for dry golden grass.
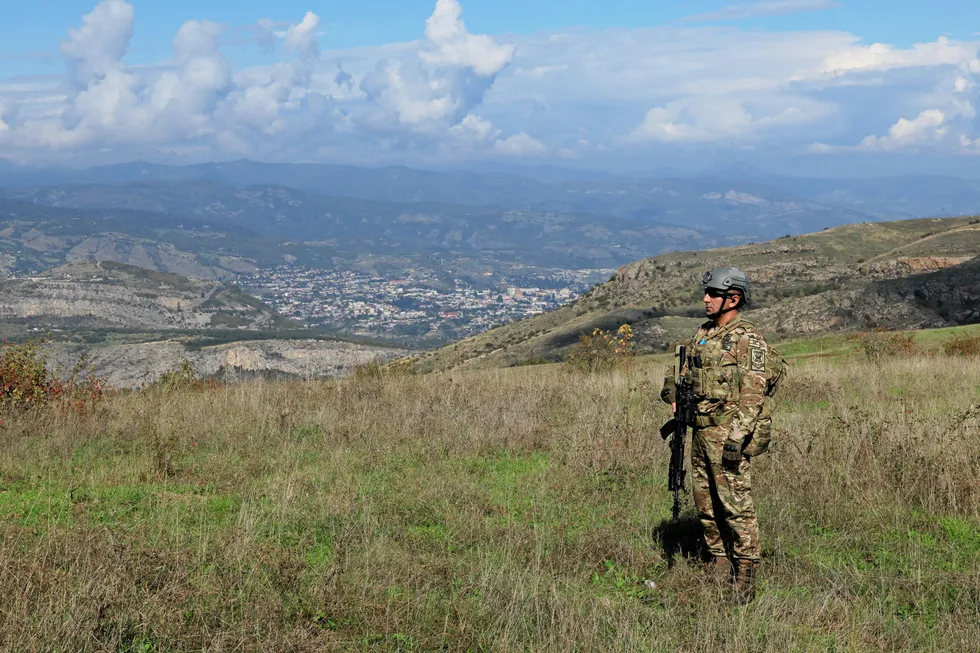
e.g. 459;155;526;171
0;353;978;651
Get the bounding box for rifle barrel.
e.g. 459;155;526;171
668;345;690;520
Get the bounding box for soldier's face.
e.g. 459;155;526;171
703;289;738;316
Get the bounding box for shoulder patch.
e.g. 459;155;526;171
750;347;766;372
721;334;735;351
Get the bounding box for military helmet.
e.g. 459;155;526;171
703;266;751;304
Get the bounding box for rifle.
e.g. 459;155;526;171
661;345;699;520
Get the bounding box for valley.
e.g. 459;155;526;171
1;160;978;385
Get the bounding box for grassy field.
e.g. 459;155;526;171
0;342;978;650
776;323;980;361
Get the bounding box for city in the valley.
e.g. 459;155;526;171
238;266;613;343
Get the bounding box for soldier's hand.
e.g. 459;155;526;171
722;440;743;468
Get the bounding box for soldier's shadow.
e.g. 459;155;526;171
652;515;706;567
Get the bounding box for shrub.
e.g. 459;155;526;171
353;358;386;380
943;334;980;357
565;324;635;373
0;339;108;415
352;357;416;379
149;359;222;392
514;356;552;367
0;339;50;410
848;329;918;363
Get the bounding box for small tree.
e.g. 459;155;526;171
0;339;108;415
566;324;635;373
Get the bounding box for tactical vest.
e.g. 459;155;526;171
685;316;786;456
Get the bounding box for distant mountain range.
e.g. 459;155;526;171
0;187;720;282
5;160;980;242
3;160;980;344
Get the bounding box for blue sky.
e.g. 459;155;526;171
1;0;978;174
4;1;976;52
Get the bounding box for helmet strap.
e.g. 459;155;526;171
707;292;741;320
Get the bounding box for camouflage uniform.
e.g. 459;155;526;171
663;314;769;562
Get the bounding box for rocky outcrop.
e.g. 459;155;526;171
43;338;408;389
0;261;282;330
869;256;980;324
860;256;974;278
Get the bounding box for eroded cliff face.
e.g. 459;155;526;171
43;339;408;389
870;257;980;324
860;257;974;277
748;257;980;334
0;261;280;330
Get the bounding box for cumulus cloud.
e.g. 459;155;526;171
60;0;134;90
1;0;979;167
810;110;950;153
0;0;524;162
492;132;548;157
356;0;515;130
681;0;841;23
420;0;515;75
799;36;977;80
811;55;980;154
283;12;320;57
858;109;948;151
449;114;499;142
630;96;823;143
0;99;10;134
1;2;236;149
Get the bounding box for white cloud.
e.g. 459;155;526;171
283;12;320;57
860;109;948;151
811;54;980;154
60;0;134;90
356;0;515;130
492;132;548;157
420;0;515;75
800;36;976;80
449;114;499;142
630;96;823;143
682;0;841;22
0;2;238;149
0;0;520;161
1;0;979;168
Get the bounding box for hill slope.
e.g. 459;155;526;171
0;261;285;331
0;198;306;279
413;216;980;372
1;181;726;269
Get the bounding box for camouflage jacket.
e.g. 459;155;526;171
661;314;769;444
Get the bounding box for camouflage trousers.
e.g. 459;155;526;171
690;425;761;561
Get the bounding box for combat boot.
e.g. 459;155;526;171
707;555;731;582
733;559;758;604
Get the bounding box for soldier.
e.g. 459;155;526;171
661;266;769;603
